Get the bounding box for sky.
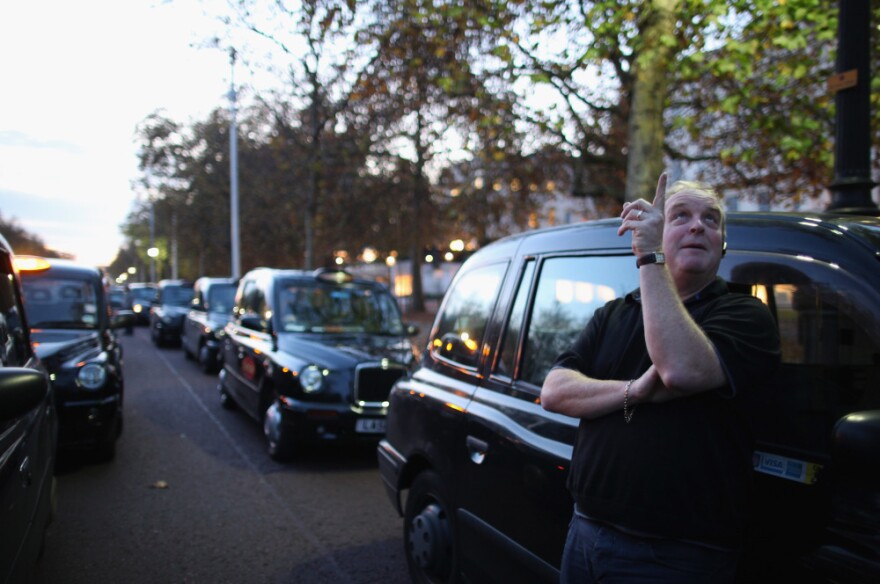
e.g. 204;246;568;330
0;0;247;268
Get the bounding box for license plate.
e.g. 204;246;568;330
355;418;386;434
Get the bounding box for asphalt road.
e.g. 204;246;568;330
33;327;410;584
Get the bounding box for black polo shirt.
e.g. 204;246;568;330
553;277;780;547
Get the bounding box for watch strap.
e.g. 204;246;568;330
636;251;665;268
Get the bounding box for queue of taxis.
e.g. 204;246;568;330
378;211;880;583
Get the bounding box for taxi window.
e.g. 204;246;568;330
238;279;267;325
277;282;403;335
723;254;880;454
207;284;237;314
21;277;100;329
431;263;506;369
0;252;28;367
496;260;535;378
519;255;638;387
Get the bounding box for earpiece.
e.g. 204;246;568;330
722;241;728;257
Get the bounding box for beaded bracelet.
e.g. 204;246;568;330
624;379;636;424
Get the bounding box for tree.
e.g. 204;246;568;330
354;0;517;310
230;0;387;269
0;213;70;258
486;0;878;205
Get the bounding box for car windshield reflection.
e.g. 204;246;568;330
21;277;100;329
278;281;404;335
207;285;237;314
163;286;194;306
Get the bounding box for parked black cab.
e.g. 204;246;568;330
378;212;880;583
0;237;57;583
17;256;131;460
182;276;238;373
219;267;418;460
149;279;194;346
127;282;156;325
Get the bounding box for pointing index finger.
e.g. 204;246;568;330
653;172;668;212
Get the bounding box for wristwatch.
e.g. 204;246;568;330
636;251;665;268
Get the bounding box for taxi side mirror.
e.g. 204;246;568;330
0;368;49;421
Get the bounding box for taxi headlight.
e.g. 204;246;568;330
78;363;107;389
300;365;324;393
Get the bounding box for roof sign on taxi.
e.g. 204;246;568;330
13;256;52;273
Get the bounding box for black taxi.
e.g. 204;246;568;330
219;267;418;460
378;212;880;583
149;279;194;347
17;256;132;460
182;276;238;373
0;236;57;582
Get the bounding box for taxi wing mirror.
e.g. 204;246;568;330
0;368;49;421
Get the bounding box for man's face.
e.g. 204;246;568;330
662;191;724;278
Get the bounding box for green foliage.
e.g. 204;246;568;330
119;0;879;279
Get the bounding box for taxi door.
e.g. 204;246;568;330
461;254;639;582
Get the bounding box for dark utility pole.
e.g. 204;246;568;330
827;0;877;212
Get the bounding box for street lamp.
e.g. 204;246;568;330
147;247;159;283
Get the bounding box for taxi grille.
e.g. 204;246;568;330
354;363;407;404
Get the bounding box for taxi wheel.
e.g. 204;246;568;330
404;471;458;584
264;400;295;461
198;344;217;374
94;413;120;462
218;374;236;410
150;324;162;347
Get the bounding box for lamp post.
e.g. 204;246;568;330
229;47;241;279
147;247;159;282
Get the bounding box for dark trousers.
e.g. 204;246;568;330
560;513;738;583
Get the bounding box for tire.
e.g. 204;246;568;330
94;413;120;462
182;339;194;360
404;471;459;584
218;379;236;410
150;323;162;347
198;343;217;374
263;400;295;461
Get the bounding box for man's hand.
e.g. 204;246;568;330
629;365;677;405
618;172;667;256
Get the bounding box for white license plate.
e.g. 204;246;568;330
355;418;386;434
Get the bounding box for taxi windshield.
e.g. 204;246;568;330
277;281;404;335
207;284;237;314
161;285;194;306
21;277;101;329
129;287;154;301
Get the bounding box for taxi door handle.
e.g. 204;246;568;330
466;436;489;465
